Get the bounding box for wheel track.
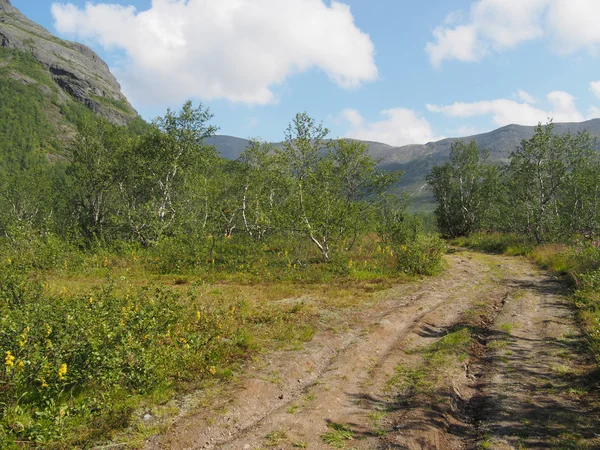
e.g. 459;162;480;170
147;253;499;449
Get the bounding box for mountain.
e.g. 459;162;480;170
0;0;137;126
207;119;600;210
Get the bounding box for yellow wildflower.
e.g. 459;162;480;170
41;378;49;388
5;351;15;369
196;310;202;321
58;363;67;380
209;366;217;375
16;360;24;371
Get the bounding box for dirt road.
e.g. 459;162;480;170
146;250;600;449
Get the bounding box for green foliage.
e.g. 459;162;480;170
0;97;449;445
428;122;600;244
91;94;132;113
426;141;500;238
451;232;533;255
394;233;446;276
504;122;599;243
0;259;245;447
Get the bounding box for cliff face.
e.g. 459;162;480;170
0;0;137;124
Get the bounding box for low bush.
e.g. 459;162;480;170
395;234;446;276
0;259;245;447
451;232;532;255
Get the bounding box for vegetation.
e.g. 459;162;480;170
428;122;600;369
428;122;600;241
0;76;446;445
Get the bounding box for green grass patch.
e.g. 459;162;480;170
321;422;354;448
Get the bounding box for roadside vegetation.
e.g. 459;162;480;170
427;123;600;368
0;56;445;447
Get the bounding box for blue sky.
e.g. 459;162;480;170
12;0;600;145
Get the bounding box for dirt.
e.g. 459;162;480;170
145;250;600;450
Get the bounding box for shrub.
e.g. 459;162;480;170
395;234;446;276
0;260;244;446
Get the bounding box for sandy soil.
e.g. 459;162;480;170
145;250;600;450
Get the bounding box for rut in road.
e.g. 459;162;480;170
146;250;600;450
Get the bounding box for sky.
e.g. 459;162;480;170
12;0;600;146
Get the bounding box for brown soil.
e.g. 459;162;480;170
145;250;600;450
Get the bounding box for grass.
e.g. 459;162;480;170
387;327;474;396
321;422;354;448
265;429;288;446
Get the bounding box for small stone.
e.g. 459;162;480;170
143;413;152;422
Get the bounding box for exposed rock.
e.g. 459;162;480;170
0;0;137;124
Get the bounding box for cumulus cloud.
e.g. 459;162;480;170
546;0;600;53
426;0;548;67
591;81;600;100
427;91;584;126
51;0;378;105
339;108;442;147
517;89;538;104
426;0;600;67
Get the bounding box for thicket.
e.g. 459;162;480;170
427;122;600;242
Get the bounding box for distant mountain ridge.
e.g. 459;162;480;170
207;118;600;209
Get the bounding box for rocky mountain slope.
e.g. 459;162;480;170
0;0;137;125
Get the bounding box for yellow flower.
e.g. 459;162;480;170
7;258;11;264
16;360;24;371
58;363;67;380
5;351;15;369
196;310;202;321
41;378;49;388
209;366;217;375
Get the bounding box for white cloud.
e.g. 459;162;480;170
51;0;378;106
426;0;548;67
546;91;584;122
546;0;600;54
339;108;442;146
427;90;584;126
426;0;600;66
517;89;538;104
590;81;600;100
426;25;484;68
588;106;600;119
